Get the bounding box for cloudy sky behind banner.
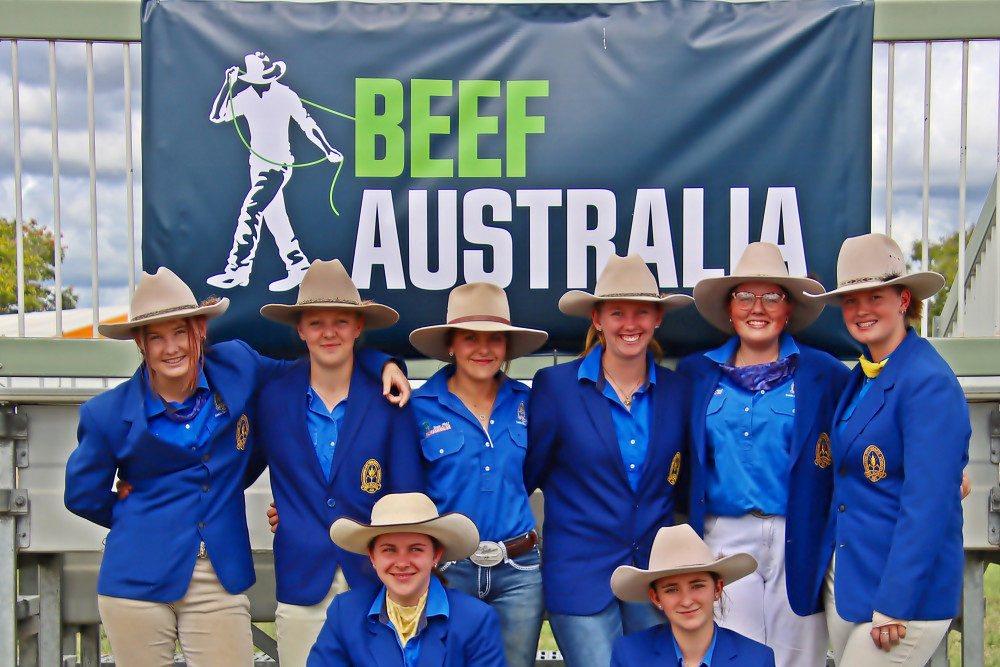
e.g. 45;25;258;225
0;38;998;311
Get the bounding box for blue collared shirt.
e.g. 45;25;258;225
368;576;450;667
413;367;534;542
306;387;347;482
578;345;655;492
702;334;798;516
144;368;219;450
672;623;719;666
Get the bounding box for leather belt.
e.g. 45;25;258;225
469;530;538;567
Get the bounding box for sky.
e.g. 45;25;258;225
0;38;999;312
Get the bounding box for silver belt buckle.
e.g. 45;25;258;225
469;540;505;567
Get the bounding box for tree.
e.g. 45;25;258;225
909;229;967;322
0;217;78;313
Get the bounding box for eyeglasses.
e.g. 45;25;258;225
731;291;787;309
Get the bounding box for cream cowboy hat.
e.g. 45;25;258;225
409;283;548;362
98;267;229;340
558;254;694;318
611;524;758;603
805;233;945;304
260;259;399;329
692;242;826;334
238;52;286;85
330;493;480;563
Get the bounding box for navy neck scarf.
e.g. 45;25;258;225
719;355;797;393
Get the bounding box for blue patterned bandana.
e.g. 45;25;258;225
719;355;798;393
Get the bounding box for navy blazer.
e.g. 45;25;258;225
524;356;690;615
249;358;424;606
820;329;969;622
677;341;849;616
65;340;282;601
306;583;506;667
611;623;775;666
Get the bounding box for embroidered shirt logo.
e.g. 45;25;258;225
423;421;452;438
863;445;886;482
236;414;249;450
516;401;528;426
713;388;724;396
814;432;832;468
361;459;382;493
667;452;681;486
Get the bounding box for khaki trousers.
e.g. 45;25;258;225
98;557;253;667
275;567;349;667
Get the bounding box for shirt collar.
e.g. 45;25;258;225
671;623;719;667
144;367;209;419
704;332;800;365
578;344;657;387
369;576;451;624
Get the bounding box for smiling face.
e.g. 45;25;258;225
726;281;792;352
591;300;663;363
297;308;363;370
648;571;723;637
448;329;507;383
369;532;444;607
840;285;910;361
137;316;205;399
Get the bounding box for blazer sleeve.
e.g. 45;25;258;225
610;638;631;667
305;596;355;667
523;367;559;494
465;604;507;667
386;400;425;493
64;401;119;528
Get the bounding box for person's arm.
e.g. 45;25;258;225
291;100;343;162
524;368;560;494
64;403;119;528
465;605;507;666
355;347;410;406
209;67;241;123
305;596;353;667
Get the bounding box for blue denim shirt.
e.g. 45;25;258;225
369;576;450;667
305;386;347;482
702;334;798;516
672;623;719;666
144;368;219;450
578;345;655;492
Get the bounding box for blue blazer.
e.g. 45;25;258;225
611;624;775;666
306;583;506;667
248;358;424;606
820;329;969;622
524;357;690;615
677;341;849;615
65;340;282;601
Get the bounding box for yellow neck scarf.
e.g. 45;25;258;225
386;591;428;647
858;355;888;379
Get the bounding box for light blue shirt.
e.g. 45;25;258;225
144;368;219;450
672;623;719;666
368;576;450;667
578;345;655;492
702;334;798;516
413;366;534;542
306;387;347;482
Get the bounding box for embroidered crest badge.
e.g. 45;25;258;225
517;401;528;426
236;414;249;451
361;459;382;494
863;445;886;482
667;452;681;486
814;432;832;468
213;393;228;415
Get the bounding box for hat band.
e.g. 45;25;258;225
296;297;362;307
448;315;511;326
132;304;200;322
595;291;660;298
838;272;901;288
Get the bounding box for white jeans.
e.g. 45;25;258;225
824;557;951;666
275;567;350;667
704;514;828;667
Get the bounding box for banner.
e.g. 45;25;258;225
141;0;874;358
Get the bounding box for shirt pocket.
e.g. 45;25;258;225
706;390;727;417
421;429;465;462
507;423;528;465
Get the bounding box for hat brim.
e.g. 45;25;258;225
692;274;826;334
330;511;480;563
610;552;759;603
260;302;399;330
804;271;946;305
409;322;548;362
558;292;694;318
98;299;230;340
238;60;286;85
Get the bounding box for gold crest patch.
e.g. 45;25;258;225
213;393;228;414
361;459;382;494
814;432;832;468
667;452;681;486
236;414;249;451
863;445;886;482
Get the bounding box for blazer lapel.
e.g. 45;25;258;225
416;619;447;667
790;356;824;464
713;627;739;663
367;616;404;666
329;363;376;485
688;360;719;467
838;375;890;459
578;379;627;481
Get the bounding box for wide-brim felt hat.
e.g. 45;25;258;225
330;493;480;563
260;259;399;329
692;242;826;334
98;267;229;340
611;525;758;603
409;283;548;362
558;254;693;318
805;233;945;305
238;54;286;84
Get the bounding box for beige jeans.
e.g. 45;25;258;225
275;567;350;667
98;557;253;667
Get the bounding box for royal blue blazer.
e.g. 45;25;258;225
65;340;282;601
524;358;690;615
677;341;849;616
248;359;424;606
306;583;506;667
611;623;775;667
820;328;970;623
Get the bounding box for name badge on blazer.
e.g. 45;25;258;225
863;445;886;482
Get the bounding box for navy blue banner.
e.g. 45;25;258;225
141;0;873;358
